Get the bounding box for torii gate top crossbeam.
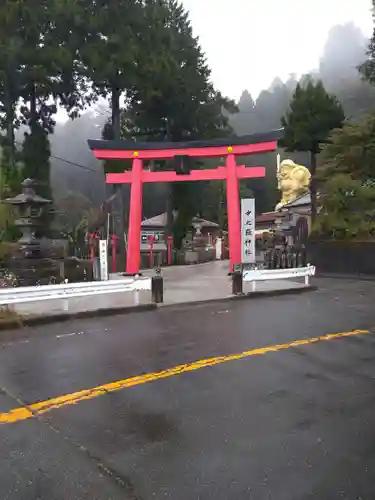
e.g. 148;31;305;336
88;129;283;160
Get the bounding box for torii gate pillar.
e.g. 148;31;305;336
225;153;242;269
127;157;143;275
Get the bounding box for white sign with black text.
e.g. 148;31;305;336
241;198;256;264
99;239;109;281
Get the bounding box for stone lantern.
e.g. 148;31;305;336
3;179;59;285
3;179;94;286
5;178;52;258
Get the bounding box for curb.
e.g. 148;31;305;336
158;285;318;310
0;303;157;331
0;285;317;331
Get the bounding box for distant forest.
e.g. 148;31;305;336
44;22;375;218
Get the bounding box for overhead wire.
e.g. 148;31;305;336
14;139;100;173
11;106;253;175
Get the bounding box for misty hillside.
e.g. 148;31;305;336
47;22;375;213
49;110;107;204
230;22;375;137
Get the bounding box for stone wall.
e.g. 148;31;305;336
307;241;375;275
137;248;217;269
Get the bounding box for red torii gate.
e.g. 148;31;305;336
88;130;282;275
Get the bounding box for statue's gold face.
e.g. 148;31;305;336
276;160;310;210
277;167;293;192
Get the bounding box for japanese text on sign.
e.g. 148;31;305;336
241;198;255;264
99;239;109;280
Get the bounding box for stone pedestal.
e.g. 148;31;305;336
6;257;62;286
4;179;93;286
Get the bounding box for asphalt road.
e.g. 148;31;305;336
1;277;375;499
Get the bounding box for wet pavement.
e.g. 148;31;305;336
1;276;375;499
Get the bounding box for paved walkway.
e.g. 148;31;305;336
152;260;306;305
7;261;308;319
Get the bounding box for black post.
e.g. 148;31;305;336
232;264;243;295
151;270;164;303
265;250;272;269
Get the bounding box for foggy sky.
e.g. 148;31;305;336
182;0;373;99
56;0;374;122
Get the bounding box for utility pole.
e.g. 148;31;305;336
110;82;126;272
165;118;174;242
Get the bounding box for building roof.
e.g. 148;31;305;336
142;213;168;227
141;213;219;228
281;192;311;209
256;211;279;223
194;218;220;228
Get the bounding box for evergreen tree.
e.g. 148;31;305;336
81;0;146;140
230;90;255;135
318;111;375;183
123;0;236;247
359;2;375;84
0;1;23;183
280;80;345;220
313;174;375;240
0;0;92;199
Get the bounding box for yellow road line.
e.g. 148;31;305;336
0;329;370;425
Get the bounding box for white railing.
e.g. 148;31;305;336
242;265;316;290
0;278;152;306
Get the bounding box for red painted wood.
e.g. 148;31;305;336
167;236;173;265
126;158;143;274
106;166;266;184
225;154;242;272
111;234;119;273
93;140;277;160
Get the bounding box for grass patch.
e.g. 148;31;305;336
0;306;23;328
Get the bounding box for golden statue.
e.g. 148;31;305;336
276;159;311;210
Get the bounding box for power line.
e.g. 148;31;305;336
15;139;100;173
49;153;99;173
95;105;111;118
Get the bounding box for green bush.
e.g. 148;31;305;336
312;174;375;240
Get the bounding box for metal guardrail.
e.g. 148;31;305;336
243;266;316;283
231;264;316;295
0;277;155;306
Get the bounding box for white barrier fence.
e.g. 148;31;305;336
242;265;316;291
0;278;152;306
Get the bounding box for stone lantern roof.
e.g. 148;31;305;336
5;178;51;206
